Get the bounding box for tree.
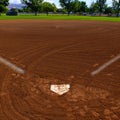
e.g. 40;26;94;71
57;8;67;14
112;0;120;17
51;3;57;13
41;2;57;15
59;0;88;15
70;0;86;14
71;0;79;13
59;0;73;15
0;4;7;15
89;2;99;14
6;8;18;16
97;0;106;16
0;0;9;15
116;0;120;17
104;6;112;16
75;1;88;14
22;0;43;16
89;0;106;15
0;0;9;7
80;1;87;13
21;6;32;13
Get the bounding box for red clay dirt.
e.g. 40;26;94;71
0;20;120;120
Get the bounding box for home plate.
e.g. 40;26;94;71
50;84;70;95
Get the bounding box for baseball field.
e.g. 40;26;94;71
0;17;120;120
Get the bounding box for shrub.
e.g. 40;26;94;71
6;8;18;16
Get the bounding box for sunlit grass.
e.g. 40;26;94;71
0;14;120;22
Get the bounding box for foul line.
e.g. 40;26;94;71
91;54;120;76
0;56;25;74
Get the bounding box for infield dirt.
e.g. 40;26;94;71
0;20;120;120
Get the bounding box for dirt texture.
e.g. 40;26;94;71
0;20;120;120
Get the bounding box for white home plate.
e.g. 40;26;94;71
50;84;70;95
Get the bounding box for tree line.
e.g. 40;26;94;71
0;0;120;16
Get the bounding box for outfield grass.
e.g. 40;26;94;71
0;14;120;22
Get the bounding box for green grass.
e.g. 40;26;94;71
0;14;120;22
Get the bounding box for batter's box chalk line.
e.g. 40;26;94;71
91;54;120;76
0;56;25;74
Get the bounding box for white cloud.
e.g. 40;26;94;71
10;0;21;4
9;0;113;7
44;0;53;3
10;0;54;4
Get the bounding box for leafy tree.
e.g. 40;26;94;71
22;0;43;16
71;0;79;13
112;0;120;17
0;0;9;15
0;4;7;15
89;0;106;15
57;8;67;14
51;3;57;13
59;0;88;15
116;0;120;17
59;0;73;15
21;6;32;13
41;2;56;15
73;0;87;14
80;1;87;13
104;6;112;14
97;0;106;15
6;8;18;16
89;2;99;14
112;0;118;12
0;0;9;7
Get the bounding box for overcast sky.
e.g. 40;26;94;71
9;0;112;7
